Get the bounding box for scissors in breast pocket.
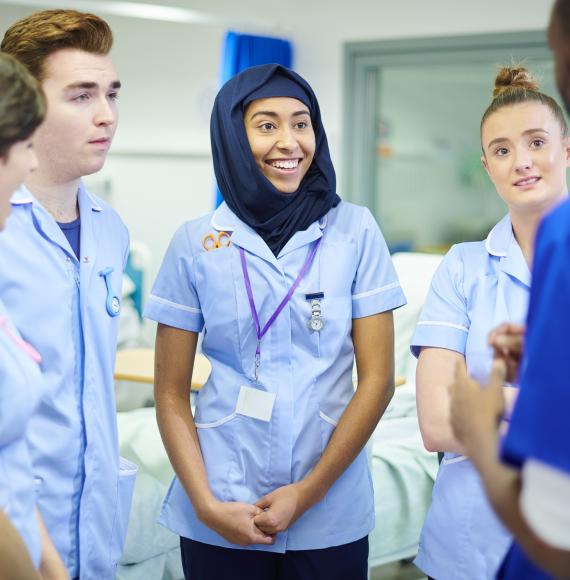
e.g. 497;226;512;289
202;231;231;251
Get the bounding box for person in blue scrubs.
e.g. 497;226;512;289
0;10;136;579
448;1;570;578
0;52;67;580
411;65;569;580
145;64;406;579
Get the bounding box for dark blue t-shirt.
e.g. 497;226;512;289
57;217;81;259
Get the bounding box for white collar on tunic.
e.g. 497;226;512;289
485;213;530;287
211;201;328;232
485;214;512;257
211;201;238;232
10;185;34;205
10;182;102;212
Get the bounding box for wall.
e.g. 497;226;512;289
0;0;558;278
0;4;224;281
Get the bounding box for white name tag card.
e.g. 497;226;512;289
236;385;276;422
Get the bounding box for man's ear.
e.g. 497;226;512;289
481;154;491;179
563;135;570;167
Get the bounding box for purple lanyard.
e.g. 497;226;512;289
239;237;323;382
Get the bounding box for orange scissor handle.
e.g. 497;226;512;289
217;231;231;248
202;233;217;251
202;231;231;251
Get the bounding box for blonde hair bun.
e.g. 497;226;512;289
493;66;539;98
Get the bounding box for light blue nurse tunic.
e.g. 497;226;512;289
144;200;406;553
0;298;42;567
0;185;137;579
411;214;530;580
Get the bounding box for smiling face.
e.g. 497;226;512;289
31;47;120;184
481;102;570;216
244;97;316;194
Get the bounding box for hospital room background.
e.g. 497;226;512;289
0;0;563;578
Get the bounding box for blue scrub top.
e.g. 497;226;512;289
0;185;137;580
144;201;406;552
498;199;570;580
0;298;42;567
411;214;530;580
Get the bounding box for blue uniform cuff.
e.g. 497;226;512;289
352;284;406;319
410;321;468;358
144;296;204;333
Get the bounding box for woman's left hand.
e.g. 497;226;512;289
253;483;311;535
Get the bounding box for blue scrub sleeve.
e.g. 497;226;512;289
501;201;570;475
410;244;470;358
144;224;204;332
351;208;406;318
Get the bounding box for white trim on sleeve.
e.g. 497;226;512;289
416;320;469;333
148;294;201;314
352;281;401;301
521;459;570;550
441;454;468;465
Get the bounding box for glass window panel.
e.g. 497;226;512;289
372;59;563;250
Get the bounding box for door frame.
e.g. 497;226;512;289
342;31;552;214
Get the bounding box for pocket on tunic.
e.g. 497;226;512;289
196;406;272;504
318;409;338;452
317;409;374;532
195;412;243;502
300;296;352;360
110;457;138;567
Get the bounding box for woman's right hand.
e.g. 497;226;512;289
200;500;275;546
488;323;525;383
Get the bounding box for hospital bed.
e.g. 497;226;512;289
114;252;442;579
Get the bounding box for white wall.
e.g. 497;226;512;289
0;0;558;278
147;0;555;178
0;4;225;280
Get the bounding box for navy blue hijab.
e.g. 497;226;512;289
211;64;340;256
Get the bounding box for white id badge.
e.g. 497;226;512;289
235;385;276;422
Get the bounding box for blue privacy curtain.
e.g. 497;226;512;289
215;31;293;207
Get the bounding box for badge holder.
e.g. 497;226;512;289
99;267;121;317
306;292;325;332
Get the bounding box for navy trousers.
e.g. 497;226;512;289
180;536;369;580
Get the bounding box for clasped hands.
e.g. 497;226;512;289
200;481;313;547
448;322;525;453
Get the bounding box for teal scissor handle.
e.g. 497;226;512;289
99;266;121;317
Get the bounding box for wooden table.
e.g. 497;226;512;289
114;348;211;390
115;348;406;390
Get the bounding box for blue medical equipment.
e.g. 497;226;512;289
99;266;121;317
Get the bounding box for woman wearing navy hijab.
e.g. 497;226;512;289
145;64;406;579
